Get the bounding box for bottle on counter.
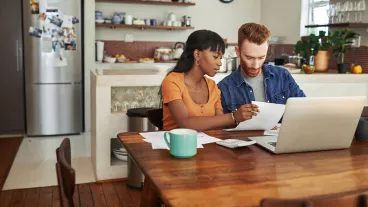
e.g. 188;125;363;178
309;48;315;66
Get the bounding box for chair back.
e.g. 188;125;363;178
56;138;75;207
261;193;368;207
260;198;312;207
146;108;163;130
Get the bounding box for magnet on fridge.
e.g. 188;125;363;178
30;1;39;14
61;15;73;28
46;8;58;15
48;16;63;27
29;26;42;38
59;41;65;48
72;16;79;24
55;54;67;67
39;13;47;20
65;40;76;51
52;40;58;52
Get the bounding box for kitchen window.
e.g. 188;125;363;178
310;0;330;34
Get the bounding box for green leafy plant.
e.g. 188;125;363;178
294;31;331;59
328;29;360;64
318;31;331;51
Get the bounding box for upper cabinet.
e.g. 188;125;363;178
95;0;195;6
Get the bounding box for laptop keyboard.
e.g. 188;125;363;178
268;142;277;147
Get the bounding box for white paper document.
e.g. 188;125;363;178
264;124;282;136
139;131;221;150
226;101;285;131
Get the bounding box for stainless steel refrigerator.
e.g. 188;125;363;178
23;0;84;136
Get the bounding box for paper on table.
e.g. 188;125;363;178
225;101;285;131
139;131;220;150
264;124;282;136
197;133;222;144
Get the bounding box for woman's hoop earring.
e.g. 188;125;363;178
196;58;200;66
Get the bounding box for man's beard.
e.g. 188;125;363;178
240;61;262;77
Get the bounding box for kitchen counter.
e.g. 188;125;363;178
90;67;368;181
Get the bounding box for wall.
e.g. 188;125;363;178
95;0;261;43
84;0;261;133
260;0;302;44
84;0;95;135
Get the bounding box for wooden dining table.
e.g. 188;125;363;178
118;130;368;207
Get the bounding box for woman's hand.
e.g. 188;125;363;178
234;104;259;123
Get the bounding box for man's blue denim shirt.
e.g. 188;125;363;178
217;64;306;114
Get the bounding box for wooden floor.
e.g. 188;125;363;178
0;137;23;191
0;181;142;207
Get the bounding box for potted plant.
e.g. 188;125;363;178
294;31;331;72
294;33;319;61
329;29;360;73
314;31;331;72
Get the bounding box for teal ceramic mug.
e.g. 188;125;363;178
164;128;198;158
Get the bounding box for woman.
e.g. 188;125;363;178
161;30;259;131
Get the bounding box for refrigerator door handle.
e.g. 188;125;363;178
18;41;23;71
16;40;19;72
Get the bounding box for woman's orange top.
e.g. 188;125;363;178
161;72;223;130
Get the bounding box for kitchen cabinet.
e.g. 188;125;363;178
0;0;25;133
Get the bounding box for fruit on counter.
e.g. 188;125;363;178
302;64;315;74
115;53;125;58
139;57;155;63
139;58;154;61
350;65;363;74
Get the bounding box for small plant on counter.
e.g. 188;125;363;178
294;33;319;60
295;31;332;72
328;28;360;73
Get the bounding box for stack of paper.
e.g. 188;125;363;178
139;131;222;150
225;101;285;131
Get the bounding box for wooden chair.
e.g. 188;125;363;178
146;108;163;130
260;192;368;207
56;138;76;207
260;198;312;207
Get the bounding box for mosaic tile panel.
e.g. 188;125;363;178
111;86;161;113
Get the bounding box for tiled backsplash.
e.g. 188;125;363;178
111;86;161;113
102;40;175;60
101;40;368;73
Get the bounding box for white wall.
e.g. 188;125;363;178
95;0;261;43
85;0;95;134
261;0;302;44
84;0;261;133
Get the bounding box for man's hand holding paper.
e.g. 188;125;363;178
226;101;285;131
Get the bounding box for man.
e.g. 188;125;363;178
218;23;306;114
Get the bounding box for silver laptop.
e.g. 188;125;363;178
248;96;366;154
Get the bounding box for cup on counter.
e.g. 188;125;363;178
96;41;104;63
164;128;198;158
144;18;150;25
125;15;133;25
167;20;173;26
150;19;157;26
173;21;181;27
95;11;103;19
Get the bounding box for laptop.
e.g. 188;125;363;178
248;96;366;154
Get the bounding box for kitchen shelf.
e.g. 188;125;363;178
305;23;368;28
95;0;195;6
96;23;194;30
